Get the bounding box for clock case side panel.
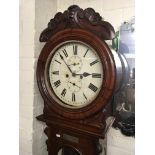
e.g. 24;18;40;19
36;28;116;120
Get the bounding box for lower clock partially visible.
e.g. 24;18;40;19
45;40;103;109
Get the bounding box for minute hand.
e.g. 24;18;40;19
59;53;72;73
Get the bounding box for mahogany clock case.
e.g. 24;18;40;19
37;28;116;119
36;4;129;121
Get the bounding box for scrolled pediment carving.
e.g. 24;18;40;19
40;5;115;42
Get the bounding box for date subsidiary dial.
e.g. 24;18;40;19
46;41;103;108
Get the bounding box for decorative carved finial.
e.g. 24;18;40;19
68;5;79;11
40;5;115;42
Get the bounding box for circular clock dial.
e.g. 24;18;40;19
46;41;103;108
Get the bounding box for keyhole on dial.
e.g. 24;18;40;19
66;74;69;78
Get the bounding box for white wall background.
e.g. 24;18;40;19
20;0;35;154
20;0;57;155
19;0;135;155
33;1;57;155
58;0;135;30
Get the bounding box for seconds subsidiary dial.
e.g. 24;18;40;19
45;41;103;108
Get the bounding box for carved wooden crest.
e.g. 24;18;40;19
40;5;115;42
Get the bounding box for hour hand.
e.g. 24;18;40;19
73;72;102;78
83;72;91;77
73;72;91;77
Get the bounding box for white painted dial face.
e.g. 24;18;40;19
46;41;103;109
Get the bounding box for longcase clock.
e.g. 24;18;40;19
36;5;129;155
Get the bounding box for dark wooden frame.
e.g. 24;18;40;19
37;28;116;119
36;5;116;155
